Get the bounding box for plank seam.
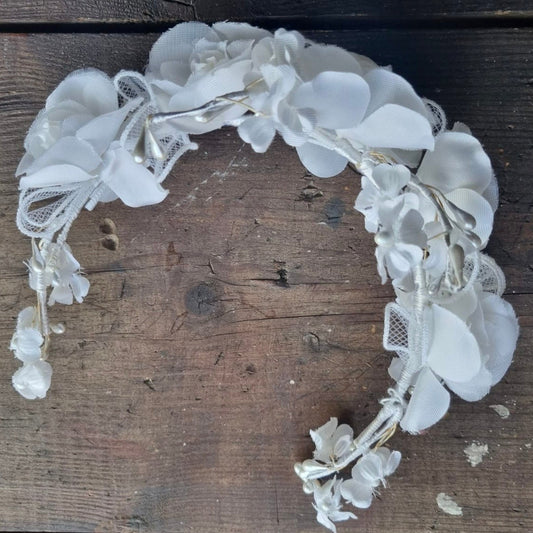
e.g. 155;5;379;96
0;14;533;34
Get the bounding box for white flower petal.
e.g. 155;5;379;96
348;104;434;150
384;450;402;476
76;100;137;155
446;364;492;402
148;22;211;76
401;367;451;434
384;243;423;279
397;210;426;247
237;116;276;153
297;44;364;81
315;509;337;533
364;68;428;117
417;131;493;194
483;175;499;212
100;146;168;207
354;453;383;484
24;136;102;175
19;164;94;189
70;274;90;303
479;293;519;384
212;21;271;42
445;188;494;247
291;71;370;130
16;306;37;329
47;69;117;116
49;284;73;305
340;479;373;509
372;163;411;195
388;357;405;381
296;142;348;178
168;59;252;110
427;304;481;383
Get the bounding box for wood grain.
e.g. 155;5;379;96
0;27;531;533
0;1;531;25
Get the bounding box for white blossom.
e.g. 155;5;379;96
355;163;413;232
28;242;90;305
312;477;357;533
12;359;52;400
10;306;43;363
146;22;434;179
10;307;52;400
48;245;90;305
310;417;354;466
417;127;496;247
340;448;401;509
374;196;426;283
17;69;168;211
398;284;519;434
146;22;271;134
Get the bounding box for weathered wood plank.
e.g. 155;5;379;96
0;1;532;25
0;28;531;532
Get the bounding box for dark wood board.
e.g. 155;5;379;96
0;24;532;533
0;1;532;26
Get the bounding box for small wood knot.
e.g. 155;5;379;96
185;283;217;316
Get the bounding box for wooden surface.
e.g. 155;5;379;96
0;1;532;25
0;3;532;533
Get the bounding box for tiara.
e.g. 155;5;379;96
10;22;519;531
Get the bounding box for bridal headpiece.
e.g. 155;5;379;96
11;22;519;531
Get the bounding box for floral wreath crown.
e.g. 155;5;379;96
10;22;519;532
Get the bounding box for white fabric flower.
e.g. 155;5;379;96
237;64;301;152
12;359;52;400
250;28;306;69
417;128;496;249
239;65;373;177
295;68;434;178
340;448;401;509
310;417;354;466
10;306;52;400
146;22;271;134
355;164;412;232
374;196;426;283
313;477;357;533
17;69;168;215
296;68;434;178
398;286;519;433
28;242;89;305
17;68;127;176
48;245;90;305
10;306;43;363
